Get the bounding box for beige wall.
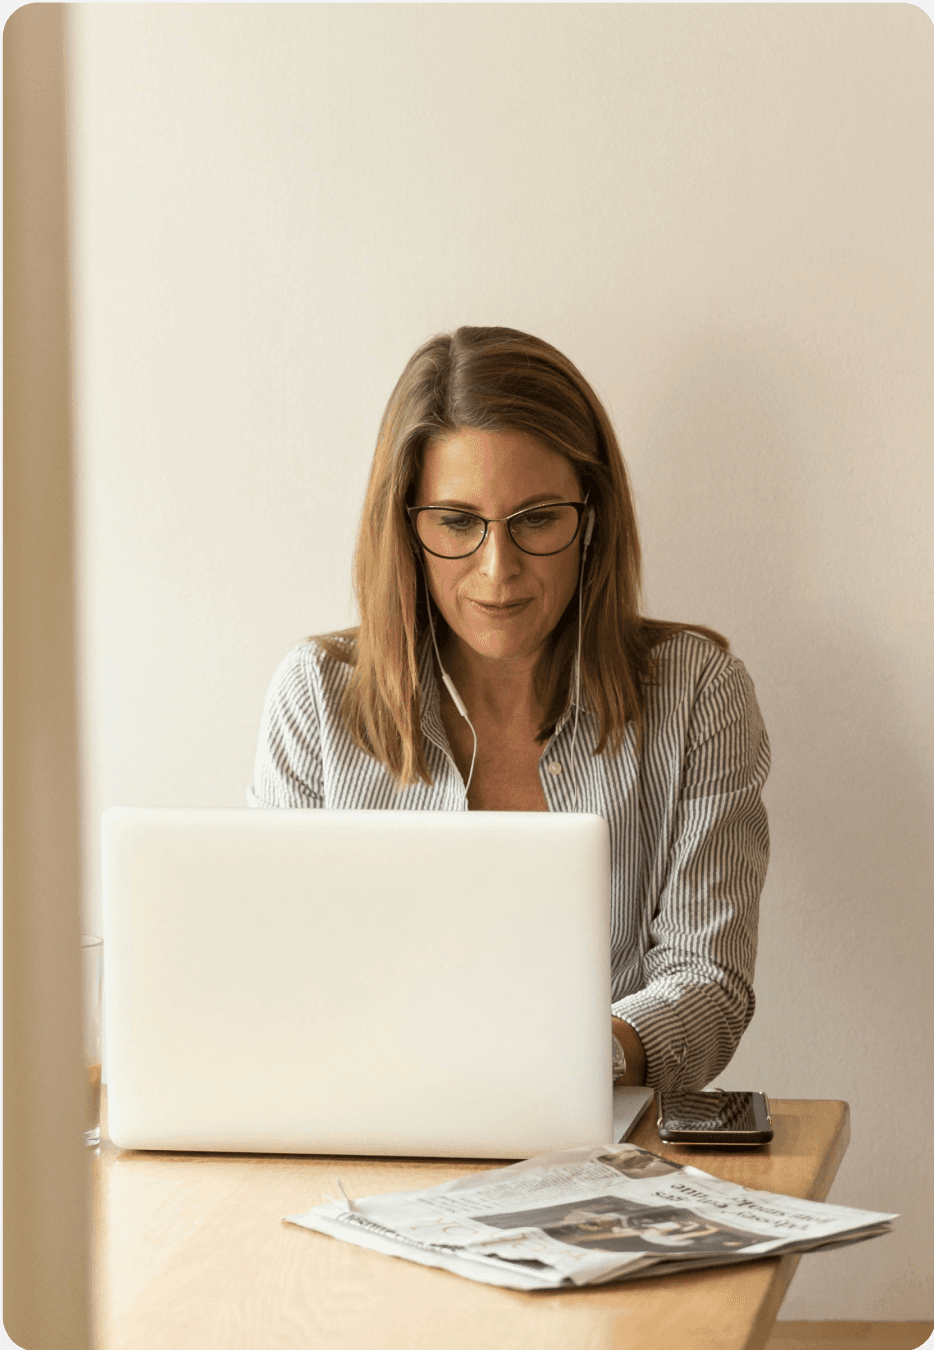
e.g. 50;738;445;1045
65;4;934;1321
5;4;91;1347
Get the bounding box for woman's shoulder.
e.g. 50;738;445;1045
641;627;769;782
647;627;755;703
306;627;359;667
264;630;359;706
644;627;766;741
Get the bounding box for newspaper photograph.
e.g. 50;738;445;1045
285;1143;897;1291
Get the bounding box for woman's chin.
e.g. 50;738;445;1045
453;629;544;665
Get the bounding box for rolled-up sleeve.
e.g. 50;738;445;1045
249;645;326;809
611;659;770;1092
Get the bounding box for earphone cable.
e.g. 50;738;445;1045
570;561;585;811
422;565;478;800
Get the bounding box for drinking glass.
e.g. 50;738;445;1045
82;936;103;1147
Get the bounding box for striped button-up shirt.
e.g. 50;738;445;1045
250;629;770;1092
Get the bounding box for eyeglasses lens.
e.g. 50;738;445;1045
416;505;579;558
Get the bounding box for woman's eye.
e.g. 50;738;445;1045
439;513;479;532
520;510;559;528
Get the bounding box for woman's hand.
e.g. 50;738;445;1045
612;1017;647;1086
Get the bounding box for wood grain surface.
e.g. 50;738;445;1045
93;1093;850;1350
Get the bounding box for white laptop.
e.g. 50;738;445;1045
102;807;652;1158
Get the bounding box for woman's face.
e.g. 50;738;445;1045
413;429;583;668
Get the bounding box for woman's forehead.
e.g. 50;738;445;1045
416;428;581;507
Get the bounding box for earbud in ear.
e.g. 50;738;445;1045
584;507;595;550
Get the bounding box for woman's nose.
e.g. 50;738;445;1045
476;520;522;578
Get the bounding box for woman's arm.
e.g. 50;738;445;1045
612;658;771;1092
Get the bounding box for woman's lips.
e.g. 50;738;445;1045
467;598;531;616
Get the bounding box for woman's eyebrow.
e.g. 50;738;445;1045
425;493;570;511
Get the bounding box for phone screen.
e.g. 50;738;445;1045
661;1091;761;1132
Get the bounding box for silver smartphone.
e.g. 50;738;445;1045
656;1090;773;1146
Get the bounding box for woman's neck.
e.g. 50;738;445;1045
439;637;545;727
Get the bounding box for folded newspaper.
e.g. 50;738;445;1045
284;1143;897;1291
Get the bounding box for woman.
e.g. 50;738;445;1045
250;326;770;1093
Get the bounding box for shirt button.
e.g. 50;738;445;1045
547;762;563;776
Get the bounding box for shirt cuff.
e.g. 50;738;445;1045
611;990;690;1093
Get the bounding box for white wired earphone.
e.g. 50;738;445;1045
421;498;595;809
569;500;595;810
423;568;480;794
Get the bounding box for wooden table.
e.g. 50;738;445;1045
92;1093;849;1350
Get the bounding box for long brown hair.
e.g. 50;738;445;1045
317;326;727;785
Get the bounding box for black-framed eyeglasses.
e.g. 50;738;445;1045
407;501;587;559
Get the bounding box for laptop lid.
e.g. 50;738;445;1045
102;807;613;1158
